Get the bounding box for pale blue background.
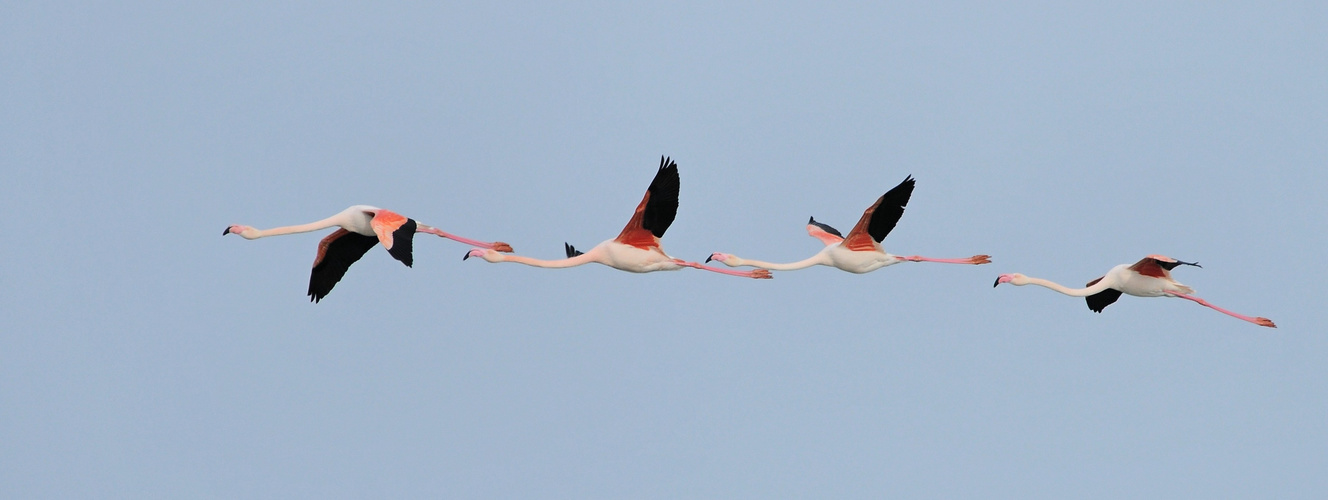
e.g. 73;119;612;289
3;2;1325;498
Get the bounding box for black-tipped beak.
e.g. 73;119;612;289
222;227;231;235
705;255;714;263
993;277;1001;288
462;251;471;261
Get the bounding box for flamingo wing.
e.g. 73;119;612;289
841;175;915;252
1128;257;1171;279
309;229;380;303
564;242;584;257
806;217;844;246
369;210;416;267
1147;255;1200;271
615;156;679;249
1084;276;1123;312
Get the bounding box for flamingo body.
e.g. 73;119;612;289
564;240;688;273
706;176;991;273
225;205;513;302
994;255;1275;328
465;156;771;279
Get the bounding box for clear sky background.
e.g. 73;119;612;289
3;2;1325;498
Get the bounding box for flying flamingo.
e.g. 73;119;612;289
993;255;1276;327
224;205;514;302
464;156;771;279
705;176;991;273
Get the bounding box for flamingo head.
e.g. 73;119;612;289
993;273;1028;287
223;225;260;239
705;252;738;266
463;248;503;262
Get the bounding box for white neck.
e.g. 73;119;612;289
1019;276;1114;297
497;249;601;269
732;253;829;271
249;216;343;239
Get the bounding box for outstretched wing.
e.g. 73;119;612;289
615;156;679;249
1084;276;1123;313
1127;257;1170;279
370;210;415;267
309;229;380;303
806;216;844;246
841;176;915;252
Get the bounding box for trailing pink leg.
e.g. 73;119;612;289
419;225;513;252
900;254;991;265
675;260;772;279
1171;293;1276;328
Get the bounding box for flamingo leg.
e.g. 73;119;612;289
1169;292;1276;328
418;225;513;252
674;259;772;279
899;254;992;265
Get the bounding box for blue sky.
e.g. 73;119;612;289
3;2;1326;498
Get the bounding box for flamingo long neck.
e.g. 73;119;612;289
736;254;828;271
252;217;343;238
499;251;600;269
1022;276;1114;297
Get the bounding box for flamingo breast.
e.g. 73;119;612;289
1113;266;1183;297
339;205;379;236
826;246;893;274
600;241;679;272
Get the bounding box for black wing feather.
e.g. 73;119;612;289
564;242;583;258
1084;277;1123;313
641;156;680;238
1086;289;1123;312
1156;258;1201;270
308;232;379;303
867;176;915;243
808;216;843;237
385;218;416;267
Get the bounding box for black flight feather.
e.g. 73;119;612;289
1084;276;1122;313
385;218;416;267
308;232;379;303
641;156;680;238
867;176;915;243
1157;258;1200;271
1086;289;1123;313
808;216;843;238
565;242;583;258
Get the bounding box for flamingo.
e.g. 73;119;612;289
224;205;514;302
705;176;991;273
463;156;771;279
993;255;1276;328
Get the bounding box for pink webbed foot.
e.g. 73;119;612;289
1254;317;1277;328
492;241;514;253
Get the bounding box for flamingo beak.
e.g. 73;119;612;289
705;255;714;263
222;227;231;235
462;251;472;261
993;277;1000;287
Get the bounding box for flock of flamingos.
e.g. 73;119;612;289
224;156;1276;328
